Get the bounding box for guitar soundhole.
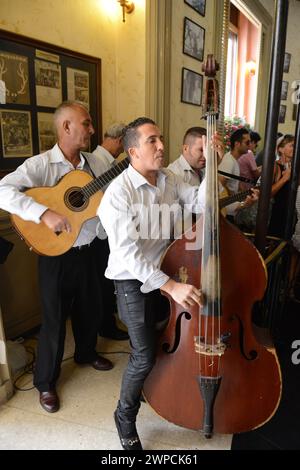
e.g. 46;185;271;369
65;187;88;212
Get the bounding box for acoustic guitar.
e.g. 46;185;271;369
10;157;129;256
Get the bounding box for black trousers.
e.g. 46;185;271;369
34;240;101;392
93;237;118;334
114;279;169;425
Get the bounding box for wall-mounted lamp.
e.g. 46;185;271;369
245;60;257;77
118;0;135;23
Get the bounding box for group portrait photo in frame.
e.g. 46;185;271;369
184;0;206;17
0;29;101;175
181;67;203;106
183;17;205;62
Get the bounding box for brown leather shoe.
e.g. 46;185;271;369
39;390;60;413
91;355;113;371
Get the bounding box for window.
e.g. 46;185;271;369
225;29;238;117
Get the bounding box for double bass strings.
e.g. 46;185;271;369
200;113;222;378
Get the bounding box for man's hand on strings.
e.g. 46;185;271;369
202;132;224;163
161;279;203;310
40;209;72;233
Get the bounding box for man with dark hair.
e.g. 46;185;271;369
255;132;283;167
218;127;257;219
250;131;261;146
219;127;250;194
0;101;113;413
168;126;207;185
98;116;206;450
238;130;262;190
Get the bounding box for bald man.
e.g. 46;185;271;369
0;101;113;413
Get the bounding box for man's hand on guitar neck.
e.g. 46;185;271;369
40;209;72;234
238;188;260;211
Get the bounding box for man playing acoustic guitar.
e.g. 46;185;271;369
0;101;113;413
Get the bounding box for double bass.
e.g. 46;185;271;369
143;55;281;436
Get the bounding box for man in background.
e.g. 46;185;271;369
238;130;262;191
92;123;129;341
168;126;206;185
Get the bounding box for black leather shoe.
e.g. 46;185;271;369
114;411;143;450
101;327;129;341
91;355;113;371
39;390;60;413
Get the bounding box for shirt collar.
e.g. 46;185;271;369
179;154;193;172
48;143;85;169
127;164;166;189
97;146;115;165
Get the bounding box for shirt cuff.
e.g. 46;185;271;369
29;203;49;224
141;271;170;293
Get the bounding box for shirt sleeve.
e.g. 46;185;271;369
175;174;206;213
98;184;170;293
247;152;258;173
0;157;48;223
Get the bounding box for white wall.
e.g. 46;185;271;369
0;0;146;133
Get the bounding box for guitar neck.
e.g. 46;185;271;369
219;189;252;209
82;156;130;198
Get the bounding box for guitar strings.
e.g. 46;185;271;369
67;158;129;206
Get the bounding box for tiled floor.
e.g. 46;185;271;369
0;323;232;450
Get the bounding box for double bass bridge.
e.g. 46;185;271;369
194;336;228;356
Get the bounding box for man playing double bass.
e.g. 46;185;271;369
98;116;224;450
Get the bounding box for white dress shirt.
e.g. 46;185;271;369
98;164;206;293
168;155;203;186
0;144;106;247
92;145;115;173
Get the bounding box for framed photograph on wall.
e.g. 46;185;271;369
0;109;33;158
279;104;286;124
283;52;291;73
37;112;56;153
0;29;101;175
0;51;30;104
183;17;205;62
184;0;206;17
181;67;203;106
292;104;298;121
281;81;288;100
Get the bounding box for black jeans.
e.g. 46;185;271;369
114;280;169;425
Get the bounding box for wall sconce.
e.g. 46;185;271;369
245;60;256;77
118;0;135;23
